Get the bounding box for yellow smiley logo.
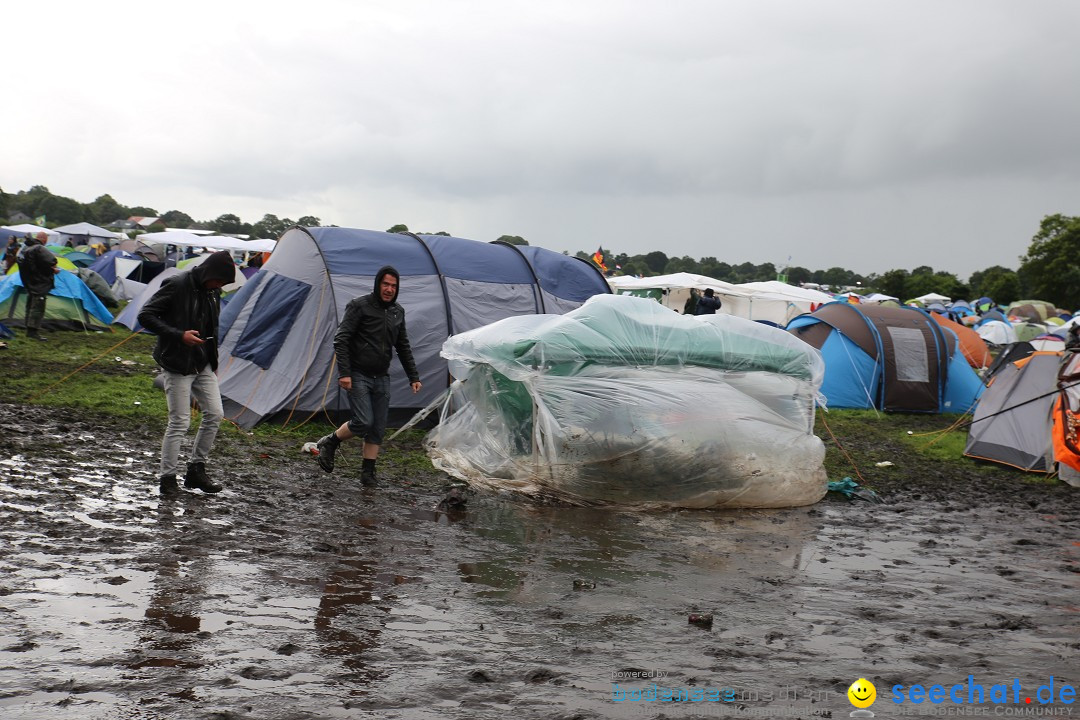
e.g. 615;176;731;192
847;678;876;708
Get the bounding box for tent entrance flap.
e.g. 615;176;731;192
874;320;940;412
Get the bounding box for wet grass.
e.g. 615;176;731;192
0;326;1043;487
0;325;431;461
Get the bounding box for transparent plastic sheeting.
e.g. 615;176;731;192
425;294;829;509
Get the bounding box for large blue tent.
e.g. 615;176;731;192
216;227;610;428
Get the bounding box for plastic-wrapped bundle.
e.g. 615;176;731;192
425;294;828;509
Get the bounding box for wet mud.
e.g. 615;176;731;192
0;402;1078;719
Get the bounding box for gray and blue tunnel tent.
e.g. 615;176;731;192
963;351;1063;472
785;302;984;413
215;227;611;428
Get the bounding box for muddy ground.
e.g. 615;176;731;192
0;402;1078;720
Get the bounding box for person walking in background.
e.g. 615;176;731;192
682;288;700;315
694;287;722;315
138;251;236;496
316;266;422;486
17;236;59;340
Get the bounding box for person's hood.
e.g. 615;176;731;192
374;265;400;306
191;250;235;287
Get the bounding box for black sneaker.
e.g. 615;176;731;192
184;462;223;493
316;434;338;473
360;468;377;487
159;474;180;496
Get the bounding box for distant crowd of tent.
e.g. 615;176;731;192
4;225;1080;486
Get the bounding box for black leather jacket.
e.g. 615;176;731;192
333;291;419;382
137;271;221;375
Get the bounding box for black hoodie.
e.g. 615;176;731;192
332;265;419;381
138;256;230;374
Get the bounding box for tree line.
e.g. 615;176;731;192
3;185;1077;311
577;214;1080;312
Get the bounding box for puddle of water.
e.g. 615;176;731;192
2;416;1078;720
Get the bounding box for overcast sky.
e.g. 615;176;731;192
5;0;1079;278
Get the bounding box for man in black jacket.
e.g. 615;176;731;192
316;266;421;485
17;237;59;340
694;288;722;315
138;251;236;496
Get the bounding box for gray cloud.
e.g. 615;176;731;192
4;0;1079;277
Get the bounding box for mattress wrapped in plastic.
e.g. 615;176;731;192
425;294;828;509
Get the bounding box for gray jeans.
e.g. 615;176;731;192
159;367;224;476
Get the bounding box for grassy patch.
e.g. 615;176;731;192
1;328;1050;487
0;326;435;466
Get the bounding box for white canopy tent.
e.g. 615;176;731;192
730;281;835;325
862;292;900;304
53;222;124;246
607;274;834;324
606;273;752;315
913;292;952;304
2;224;60;238
139;231;275;255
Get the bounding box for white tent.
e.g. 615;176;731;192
53;222;123;246
862;292;900;304
607;274;833;324
2;224;60;238
139;231;274;254
914;292;952;304
245;239;277;253
976;320;1018;346
606;273;752;314
730;281;835;325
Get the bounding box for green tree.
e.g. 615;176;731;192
496;235;528;246
905;268;964;300
128;206;159;217
387;223;409;233
786;266;812;286
11;185;55;219
297;215;321;227
664;255;699;274
969;265;1021;305
251;214;287;239
161;210;194;228
212;213;244;234
39;194;84;225
641;251;668;274
618;261;645;276
876;269;908;300
821;266;854;289
1018;214;1080;310
85;194;126;225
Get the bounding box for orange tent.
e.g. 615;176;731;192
931;311;991;369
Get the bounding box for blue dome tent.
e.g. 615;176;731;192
786;302;983;413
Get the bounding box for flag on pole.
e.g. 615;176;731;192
591;247;607;271
34;215;46;226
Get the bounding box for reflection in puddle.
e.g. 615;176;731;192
2;415;1079;720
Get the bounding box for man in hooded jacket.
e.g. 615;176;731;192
316;266;422;485
17;237;59;340
138;251;236;496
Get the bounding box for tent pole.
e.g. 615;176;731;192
69;294;90;334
